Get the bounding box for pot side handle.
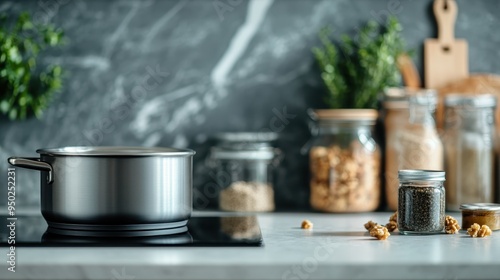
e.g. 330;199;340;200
8;157;54;184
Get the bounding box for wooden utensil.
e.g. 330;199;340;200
398;53;421;89
424;0;468;89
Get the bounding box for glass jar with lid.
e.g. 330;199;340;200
208;132;280;212
398;169;446;235
385;89;443;211
443;94;497;211
383;88;410;210
308;109;381;212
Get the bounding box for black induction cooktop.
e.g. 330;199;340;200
1;215;262;247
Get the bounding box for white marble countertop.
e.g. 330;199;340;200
2;212;500;280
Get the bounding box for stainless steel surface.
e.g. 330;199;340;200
398;169;446;181
444;94;497;108
37;146;195;156
215;132;278;143
460;203;500;211
8;157;53;184
8;147;195;232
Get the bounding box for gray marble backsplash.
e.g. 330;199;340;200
1;0;499;211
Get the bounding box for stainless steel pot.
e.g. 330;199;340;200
8;146;195;233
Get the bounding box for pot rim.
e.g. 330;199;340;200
37;146;196;157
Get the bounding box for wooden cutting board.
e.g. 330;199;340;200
424;0;468;89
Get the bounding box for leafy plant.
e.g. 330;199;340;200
313;16;406;109
0;12;64;120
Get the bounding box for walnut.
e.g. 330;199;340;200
309;144;381;213
477;225;492;237
389;212;397;223
369;225;390;240
301;220;313;230
467;223;481;237
364;220;378;231
386;221;398;232
385;212;398;232
445;215;461;234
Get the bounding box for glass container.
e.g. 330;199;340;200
308;109;381;212
443;94;497;211
460;203;500;231
209;132;280;212
385;89;443;211
398;169;446;235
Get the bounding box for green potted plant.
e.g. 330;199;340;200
308;16;407;213
0;12;64;120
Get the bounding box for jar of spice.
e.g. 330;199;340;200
443;94;497;211
209;132;280;212
398;169;446;235
308;109;381;212
385;89;443;211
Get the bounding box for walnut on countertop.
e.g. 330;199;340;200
364;220;378;231
477;225;492;237
467;223;491;237
389;211;397;223
385;212;398;232
385;221;398;232
445;215;461;234
369;225;390;240
301;220;313;230
467;223;481;237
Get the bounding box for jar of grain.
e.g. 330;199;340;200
398;169;446;235
443;94;497;211
385;89;443;211
308;109;381;212
209;132;280;212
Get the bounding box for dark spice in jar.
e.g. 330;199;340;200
397;170;446;234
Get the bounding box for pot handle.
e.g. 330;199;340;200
8;157;54;184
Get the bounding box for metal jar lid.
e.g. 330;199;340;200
398;169;445;181
444;94;497;108
215;132;278;143
408;89;437;106
210;132;278;160
460;203;500;211
210;147;276;160
37;146;196;157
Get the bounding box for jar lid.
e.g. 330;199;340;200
210;132;278;160
444;94;497;108
312;109;378;121
382;87;408;108
398;169;445;181
383;87;406;99
210;147;276;160
460;203;500;211
408;89;437;105
215;132;278;143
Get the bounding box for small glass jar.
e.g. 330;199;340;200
308;109;381;212
398;170;446;235
384;89;443;211
460;203;500;231
443;94;497;211
208;132;280;212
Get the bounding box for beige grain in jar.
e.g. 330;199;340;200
385;89;443;211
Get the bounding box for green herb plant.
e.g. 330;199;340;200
0;12;64;120
313;16;406;109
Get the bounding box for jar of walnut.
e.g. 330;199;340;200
308;109;381;212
